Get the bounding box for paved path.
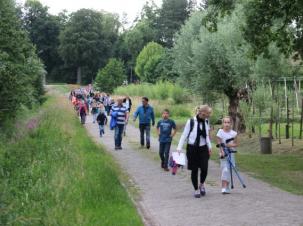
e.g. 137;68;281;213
84;115;303;226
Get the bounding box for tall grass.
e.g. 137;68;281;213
0;93;142;225
114;81;189;104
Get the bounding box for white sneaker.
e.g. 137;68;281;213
221;188;230;194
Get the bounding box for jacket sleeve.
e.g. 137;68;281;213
133;107;139;119
177;119;191;151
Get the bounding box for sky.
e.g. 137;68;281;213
16;0;163;24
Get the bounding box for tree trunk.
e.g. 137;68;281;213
228;94;245;132
77;66;82;84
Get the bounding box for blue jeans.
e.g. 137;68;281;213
139;123;150;147
114;124;124;147
99;125;105;137
159;142;171;168
93;113;98;123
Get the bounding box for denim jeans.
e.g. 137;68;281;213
99;125;105;137
114;124;124;147
93;113;98;123
159;142;171;168
139;123;150;146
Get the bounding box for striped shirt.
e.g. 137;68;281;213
111;104;129;125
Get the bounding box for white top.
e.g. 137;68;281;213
216;129;237;146
124;99;130;109
177;118;212;151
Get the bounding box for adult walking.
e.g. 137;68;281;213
111;97;129;150
177;105;212;198
133;97;155;149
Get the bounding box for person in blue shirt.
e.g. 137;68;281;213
133;97;155;149
157;109;177;171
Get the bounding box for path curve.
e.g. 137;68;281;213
84;114;303;226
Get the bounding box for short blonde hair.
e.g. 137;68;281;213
197;105;209;113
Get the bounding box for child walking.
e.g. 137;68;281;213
216;116;238;194
97;109;108;137
157;109;177;171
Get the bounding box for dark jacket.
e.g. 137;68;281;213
97;112;108;126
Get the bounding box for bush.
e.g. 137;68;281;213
94;58;126;93
114;81;189;104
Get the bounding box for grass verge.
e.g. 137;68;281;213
0;91;143;225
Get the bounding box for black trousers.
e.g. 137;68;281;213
186;144;209;190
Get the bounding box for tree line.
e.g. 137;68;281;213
1;0;302;126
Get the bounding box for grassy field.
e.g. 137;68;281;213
0;88;143;225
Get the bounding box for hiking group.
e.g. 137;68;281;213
69;86;241;198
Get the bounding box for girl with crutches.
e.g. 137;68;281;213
216;116;238;194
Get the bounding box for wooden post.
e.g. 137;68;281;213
300;98;303;139
292;90;295;146
286;97;290;139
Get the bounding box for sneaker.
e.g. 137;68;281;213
199;185;206;196
118;146;122;150
146;144;150;149
194;190;201;198
114;147;119;150
161;162;164;168
164;168;169;172
221;188;230;194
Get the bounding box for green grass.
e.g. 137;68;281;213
237;153;303;195
0;92;143;225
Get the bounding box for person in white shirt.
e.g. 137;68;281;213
177;105;212;198
216;116;238;194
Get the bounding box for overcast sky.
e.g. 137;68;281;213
16;0;163;24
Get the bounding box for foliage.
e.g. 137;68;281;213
22;0;64;82
0;94;143;225
0;0;45;125
206;0;303;59
135;42;165;83
94;58;126;93
173;6;252;130
114;81;189;104
59;9;120;84
155;0;191;47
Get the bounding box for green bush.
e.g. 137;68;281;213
114;81;188;104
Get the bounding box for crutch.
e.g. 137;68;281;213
222;147;246;188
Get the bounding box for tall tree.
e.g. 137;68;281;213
156;0;191;47
206;0;303;59
23;0;63;82
59;9;119;84
0;0;44;124
173;7;253;130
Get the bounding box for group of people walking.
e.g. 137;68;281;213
69;88;240;198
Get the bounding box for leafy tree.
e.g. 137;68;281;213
154;49;178;81
22;0;63;82
94;58;126;93
173;7;252;130
156;0;191;47
135;42;165;83
59;9;119;84
0;0;44;124
206;0;303;58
